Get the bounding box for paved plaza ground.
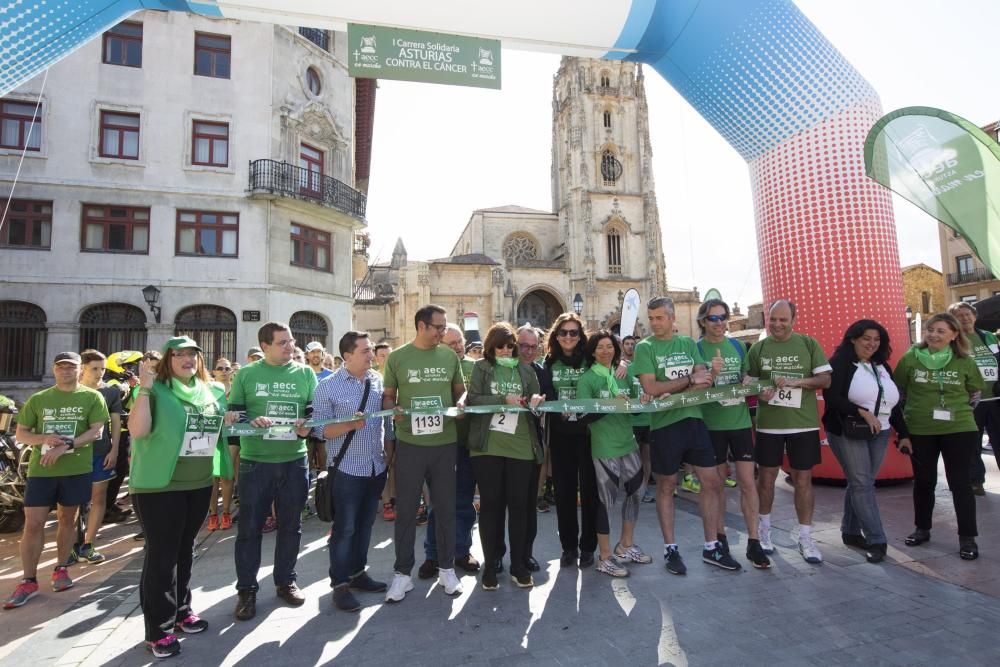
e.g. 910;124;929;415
1;452;999;666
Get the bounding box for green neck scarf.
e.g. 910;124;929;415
169;375;217;410
590;363;619;396
495;356;518;369
914;345;953;370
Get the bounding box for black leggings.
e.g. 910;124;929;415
549;430;598;554
133;486;212;642
471;455;535;578
910;431;978;537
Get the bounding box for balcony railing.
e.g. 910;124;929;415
947;267;994;286
298;27;329;51
248;159;366;220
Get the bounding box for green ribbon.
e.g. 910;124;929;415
223;381;772;437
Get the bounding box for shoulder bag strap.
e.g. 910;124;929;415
331;378;371;472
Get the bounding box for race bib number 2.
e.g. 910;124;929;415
489;411;518;434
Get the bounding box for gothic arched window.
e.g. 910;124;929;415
603;110;612;129
502;234;538;264
599;72;611;88
606;227;623;275
601;150;622;186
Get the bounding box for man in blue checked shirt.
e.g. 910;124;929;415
312;331;394;612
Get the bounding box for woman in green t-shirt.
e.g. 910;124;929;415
576;331;653;578
128;337;229;659
467;322;544;591
894;313;985;561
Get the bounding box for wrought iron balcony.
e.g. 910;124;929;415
947;267;994;286
248;159;366;220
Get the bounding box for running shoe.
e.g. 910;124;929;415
146;635;181;659
207;514;219;531
536;497;550;513
383;502;396;522
438;568;463;596
3;580;39;609
78;544;106;564
51;567;74;592
175;613;209;634
703;544;742;571
220;512;233;530
758;518;774;554
746;539;771;569
262;516;277;533
596;558;629;577
797;535;823;564
614;543;653;564
641;486;656;503
724;476;737;488
680;473;701;494
416;503;428;526
664;546;687;575
385;573;414;603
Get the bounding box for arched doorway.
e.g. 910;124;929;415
175;305;237;363
290;311;329;349
515;290;563;331
79;303;147;354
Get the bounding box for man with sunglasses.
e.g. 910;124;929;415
225;321;318;620
382;305;466;602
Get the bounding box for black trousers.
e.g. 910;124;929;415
549;430;598;554
471;455;535;579
105;431;130;510
133;486;212;642
910;431;978;537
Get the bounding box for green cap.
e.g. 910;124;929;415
162;336;202;354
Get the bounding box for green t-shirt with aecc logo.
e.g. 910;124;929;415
698;338;752;432
576;367;638;460
893;347;984;435
383;343;462;446
746;333;831;432
965;330;998;393
631;334;706;430
471;363;533;460
18;385;109;478
229;360;318;463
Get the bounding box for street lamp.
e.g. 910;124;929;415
573;293;584;315
142;284;162;324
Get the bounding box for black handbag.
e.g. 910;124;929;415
315;377;371;522
841;363;883;440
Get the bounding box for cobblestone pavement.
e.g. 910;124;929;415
1;453;998;666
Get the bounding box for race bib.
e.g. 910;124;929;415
264;401;299;440
662;364;693;381
180;414;222;457
979;363;998;382
489;411;519;434
411;396;444;436
769;386;802;409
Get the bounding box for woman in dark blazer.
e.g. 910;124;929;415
822;319;907;563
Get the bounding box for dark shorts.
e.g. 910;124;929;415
708;428;755;464
649;418;716;475
92;453;116;483
754;430;821;470
24;472;92;507
632;426;650;447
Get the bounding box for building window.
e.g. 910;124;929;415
298;27;329;51
607;227;622;275
503;234;538;264
176;210;238;257
956;254;975;277
600;72;611;88
0;301;46;380
290;311;328;349
601;150;623;186
306;67;322;96
175;305;236;363
921;291;931;313
79;303;147;353
1;199;51;248
192;120;229;166
290;222;331;272
194;33;231;79
603;110;612;129
102;21;143;67
82;204;150;253
1;100;42;151
961;295;978;304
99;110;140;159
299;143;324;194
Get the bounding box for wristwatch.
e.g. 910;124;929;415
61;437;75;450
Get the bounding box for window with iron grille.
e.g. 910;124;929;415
79;303;147;353
99;110;140;159
192;120;229;166
194;33;231;79
102;21;142;67
607;227;623;275
176;210;238;257
290;222;331;272
956;255;974;277
81;204;150;253
290;311;328;349
0;301;46;380
1;199;51;248
1;100;42;151
298;27;329;51
175;305;237;362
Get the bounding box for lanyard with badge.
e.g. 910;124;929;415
180;400;223;457
860;362;887;417
932;378;953;422
489;365;520;434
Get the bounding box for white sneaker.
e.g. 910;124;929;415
437;568;463;596
385;573;414;603
758;519;774;554
798;535;823;564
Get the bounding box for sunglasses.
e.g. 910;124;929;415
497;342;516;350
557;329;580;338
215;366;232;372
704;315;729;323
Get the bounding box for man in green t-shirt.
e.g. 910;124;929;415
225;321;317;621
5;352;107;610
948;301;1000;495
632;297;739;576
746;300;832;565
696;299;770;570
382;305;465;603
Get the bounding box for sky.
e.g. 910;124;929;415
363;0;1000;308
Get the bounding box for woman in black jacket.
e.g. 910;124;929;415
822;319;907;563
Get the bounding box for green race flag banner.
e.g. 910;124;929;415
224;382;772;437
864;106;1000;276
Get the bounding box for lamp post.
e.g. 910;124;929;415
905;305;913;344
573;292;584;316
142;284;162;324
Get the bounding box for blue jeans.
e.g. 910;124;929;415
424;445;476;561
827;430;890;545
235;457;309;592
328;469;387;585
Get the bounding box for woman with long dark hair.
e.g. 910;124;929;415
539;313;597;568
894;313;985;560
822;319;905;563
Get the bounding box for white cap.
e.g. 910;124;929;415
305;341;324;353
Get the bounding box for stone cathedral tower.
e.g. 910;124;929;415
551;57;668;329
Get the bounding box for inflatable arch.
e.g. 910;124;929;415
1;0;910;479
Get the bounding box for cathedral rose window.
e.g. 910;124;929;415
503;234;538;263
